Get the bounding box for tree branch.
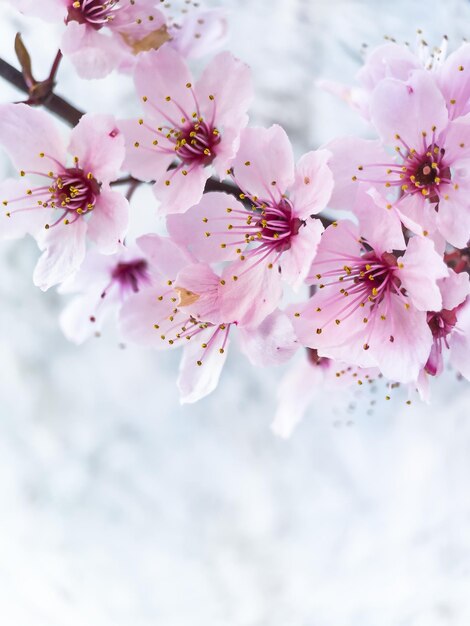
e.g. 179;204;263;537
0;56;83;126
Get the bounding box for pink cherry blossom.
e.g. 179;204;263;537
0;104;128;290
119;45;252;214
328;70;470;247
424;269;470;379
168;126;332;326
59;244;151;343
290;193;448;383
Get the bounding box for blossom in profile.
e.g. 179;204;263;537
0;104;128;290
120;45;252;214
168;126;332;326
291;191;448;383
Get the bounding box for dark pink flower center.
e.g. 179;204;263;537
313;243;407;350
50;167;100;218
175;120;221;166
111;259;150;294
67;0;120;29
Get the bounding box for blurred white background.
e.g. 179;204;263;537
2;0;470;624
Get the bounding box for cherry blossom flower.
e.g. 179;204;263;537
321;37;470;122
424;269;470;379
168;126;332;326
119;45;252;214
290;192;448;383
0;104;128;290
272;349;378;438
328;70;470;247
59;244;151;343
10;0;227;78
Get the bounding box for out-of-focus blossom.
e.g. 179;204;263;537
0;104;128;290
10;0;227;78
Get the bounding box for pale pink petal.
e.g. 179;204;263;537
212;125;242;178
60;289;118;345
238;309;298;366
134;46;194;121
33;219;88;291
354;188;405;253
357;42;420;91
271;358;325;438
61;22;123;79
196;51;252;128
289;149;333;218
220;260;283;327
136;234;193;280
11;0;67;21
119;118;172;183
87;189;129;254
280;218;324;289
438;113;470;164
178;328;229;404
436;185;470;248
0;179;50;240
152;164;209;214
450;301;470;380
231;125;295;198
171;9;228;59
437;43;470;119
370;70;449;148
119;288;186;349
399;236;448;311
167;191;247;263
439;271;470;311
0;103;66;173
69;114;125;183
306;220;360;285
393;191;438;238
175;263;222;324
325;136;388;210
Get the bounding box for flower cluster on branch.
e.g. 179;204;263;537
1;2;470;435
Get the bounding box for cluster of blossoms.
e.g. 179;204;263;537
1;6;470;435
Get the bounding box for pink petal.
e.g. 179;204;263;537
33;219;88;291
370;70;449;148
436;184;470;248
134;46;195;122
12;0;67;21
450;301;470;380
354;188;405;253
306;220;360;285
178;328;229;403
60;290;118;345
271;357;325;438
437;43;470;120
171;9;228;59
136;234;194;280
68;114;125;183
61;22;123;79
238;309;298;366
399;236;448;311
196;51;252;128
119;118;172;183
87;189;129;254
325;136;387;210
357;42;420;91
0;179;50;240
167;191;247;264
175;263;223;324
289;149;333;218
231;125;295;198
220;260;283;327
439;271;470;311
152;164;209;215
280;218;324;289
0;103;66;174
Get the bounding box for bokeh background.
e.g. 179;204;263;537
1;0;470;624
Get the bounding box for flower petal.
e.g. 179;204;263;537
87;189;129;254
